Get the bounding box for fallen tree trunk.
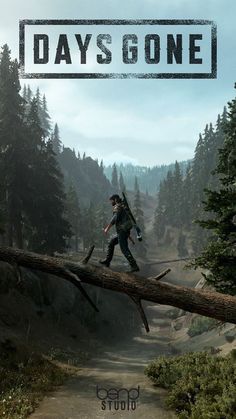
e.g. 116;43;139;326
0;246;236;333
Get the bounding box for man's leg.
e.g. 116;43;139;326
99;235;118;267
118;231;139;272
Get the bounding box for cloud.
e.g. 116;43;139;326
1;0;236;166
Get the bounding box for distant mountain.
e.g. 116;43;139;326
58;148;111;207
104;161;190;195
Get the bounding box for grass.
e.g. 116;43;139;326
0;341;68;419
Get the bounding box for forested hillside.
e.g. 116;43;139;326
0;44;114;253
105;161;189;196
154;100;236;282
0;45;70;254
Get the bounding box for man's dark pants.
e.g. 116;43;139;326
106;230;137;267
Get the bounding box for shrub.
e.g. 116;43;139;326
188;316;218;337
145;350;236;418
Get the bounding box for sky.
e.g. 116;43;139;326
0;0;236;166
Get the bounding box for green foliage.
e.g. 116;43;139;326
177;231;189;257
66;183;81;252
59;148;111;208
0;44;29;248
51;123;62;155
133;178;147;257
153;184;166;241
153;107;227;250
145;351;236;418
153;161;185;242
119;171;126;194
0;45;70;253
26;137;71;254
0;348;66;419
111;163;119;192
104;161;189;195
96;201;110;250
81;202;99;249
188;316;218;337
192;87;236;294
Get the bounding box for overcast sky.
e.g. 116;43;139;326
1;0;236;166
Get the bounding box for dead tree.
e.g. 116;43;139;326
0;246;236;333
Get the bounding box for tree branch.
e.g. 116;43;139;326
128;295;150;332
81;245;95;264
150;268;171;281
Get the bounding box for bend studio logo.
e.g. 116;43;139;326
19;19;217;79
96;385;140;411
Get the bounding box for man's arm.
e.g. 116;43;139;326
103;223;113;234
103;213;117;234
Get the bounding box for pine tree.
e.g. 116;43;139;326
51;123;62;155
25;100;70;254
191;128;213;252
81;202;98;250
119;171;126;194
172;161;183;227
134;176;139;193
66;183;81;252
26;97;44;148
133;178;147;257
182;163;192;228
26;85;33;103
28;140;71;254
34;88;51;138
210;108;227;190
96;201;110;251
193;89;236;295
204;122;216;187
22;84;27;100
154;184;165;241
21;84;32;122
164;170;175;223
192;132;207;218
41;94;51;136
111;163;119;192
177;231;188;257
0;44;30;247
153;173;173;242
35;87;42;118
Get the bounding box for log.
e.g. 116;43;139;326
0;246;236;332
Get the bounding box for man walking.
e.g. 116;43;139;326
99;194;140;273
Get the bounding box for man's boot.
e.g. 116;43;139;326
99;239;116;268
129;263;140;273
99;259;110;268
125;253;140;273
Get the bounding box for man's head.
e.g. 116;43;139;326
109;194;122;206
